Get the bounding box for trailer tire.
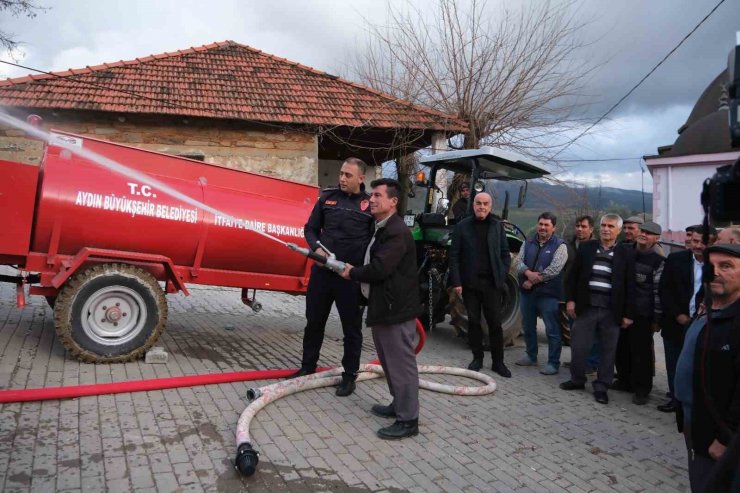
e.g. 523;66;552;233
448;271;523;347
54;263;167;363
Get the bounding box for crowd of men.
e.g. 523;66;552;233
288;158;740;490
499;209;739;492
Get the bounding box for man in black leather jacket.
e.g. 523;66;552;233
449;192;512;378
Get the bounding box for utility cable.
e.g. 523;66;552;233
551;0;727;160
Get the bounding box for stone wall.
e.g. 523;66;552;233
0;109;318;184
317;158;378;189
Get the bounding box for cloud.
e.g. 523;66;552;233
0;47;28;79
0;0;736;194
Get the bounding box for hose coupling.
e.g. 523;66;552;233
246;388;262;401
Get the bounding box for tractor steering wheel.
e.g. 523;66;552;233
502;220;527;243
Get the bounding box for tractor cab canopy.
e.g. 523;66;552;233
416;147;549;217
419;146;550;181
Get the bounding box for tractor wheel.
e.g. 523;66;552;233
54;263;167;363
449;270;523;347
45;296;57;309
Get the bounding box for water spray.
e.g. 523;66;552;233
0;110;290;248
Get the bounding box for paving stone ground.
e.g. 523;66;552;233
0;277;689;492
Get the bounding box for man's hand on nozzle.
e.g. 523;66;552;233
314;247;328;258
453;286;462;296
340;263;353;280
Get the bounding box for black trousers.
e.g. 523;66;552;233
462;278;503;363
615;315;654;396
301;265;363;374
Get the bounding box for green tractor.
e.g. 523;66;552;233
405;147;549;345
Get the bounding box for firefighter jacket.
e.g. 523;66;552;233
304;185;373;266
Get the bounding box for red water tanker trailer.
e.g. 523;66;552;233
0;130;318;362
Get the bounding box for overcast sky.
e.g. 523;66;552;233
1;0;738;191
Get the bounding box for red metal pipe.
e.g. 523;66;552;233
0;319;426;404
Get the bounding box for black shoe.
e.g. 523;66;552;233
468;358;483;371
377;420;419;440
610;379;632;392
491;362;512;378
632;394;649;405
371;403;396;419
594;391;609;404
335;373;356;397
286;367;315;379
559;380;585;390
657;399;678;413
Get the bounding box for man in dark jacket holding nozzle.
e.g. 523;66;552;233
341;178;421;440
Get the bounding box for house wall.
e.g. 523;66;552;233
647;150;740;242
0;110;319;184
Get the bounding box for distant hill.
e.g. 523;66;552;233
488;180;651;215
486;180;652;234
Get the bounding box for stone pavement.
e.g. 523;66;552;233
0;280;689;492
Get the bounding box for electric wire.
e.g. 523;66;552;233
550;0;727;160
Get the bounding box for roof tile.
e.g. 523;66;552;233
0;40;465;132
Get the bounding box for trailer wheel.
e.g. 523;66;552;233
54;263;167;363
449;271;523;347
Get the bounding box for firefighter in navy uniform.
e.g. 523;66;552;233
287;157;374;397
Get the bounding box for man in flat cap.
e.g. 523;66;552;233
613;221;665;405
623;216;644;245
674;242;740;492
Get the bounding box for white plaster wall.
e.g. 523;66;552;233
651;163;719;233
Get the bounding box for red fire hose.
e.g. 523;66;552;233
0;319;426;404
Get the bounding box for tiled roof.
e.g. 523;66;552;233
0;41;466;132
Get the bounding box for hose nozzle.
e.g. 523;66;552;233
285;242;346;275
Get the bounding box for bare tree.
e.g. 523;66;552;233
1;0;45;54
351;0;597;172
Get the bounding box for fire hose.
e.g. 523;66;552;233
234;361;497;477
0;319;497;479
0;245;497;478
